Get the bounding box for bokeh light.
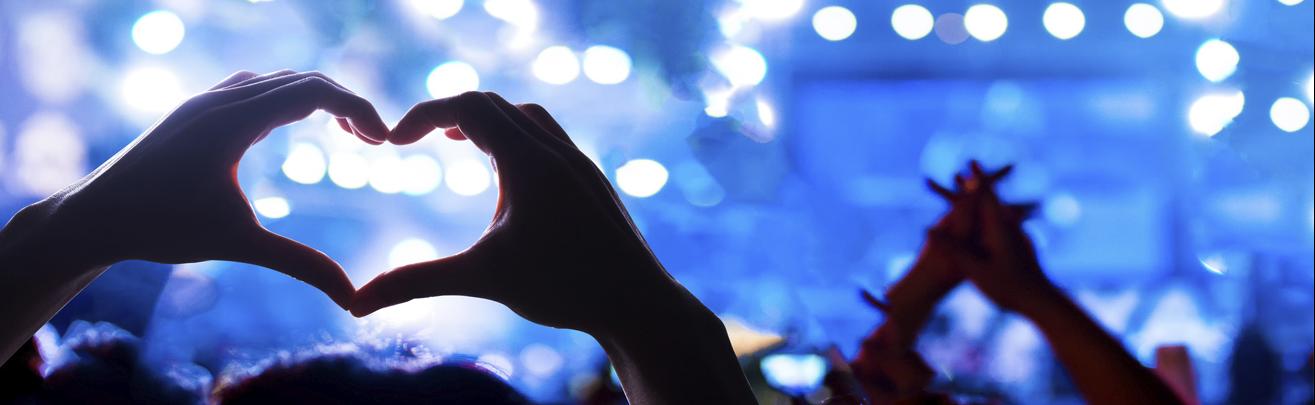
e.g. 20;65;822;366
408;0;464;20
368;155;406;194
759;354;826;395
401;155;443;195
282;143;327;185
1043;3;1086;40
484;0;539;30
427;61;480;98
13;112;86;196
1124;4;1165;38
890;4;935;40
615;159;669;198
964;4;1008;42
253;197;291;219
1161;0;1226;20
132;10;185;55
119;67;186;114
1188;90;1245;136
934;13;971;44
1278;0;1305;5
740;0;805;21
581;45;632;85
1305;71;1314;103
328;152;370;189
388;238;439;268
1269;97;1311;132
756;97;777;128
532;46;581;85
812;6;857;42
711;45;768;88
1044;193;1083;226
445;157;492;196
1195;39;1239;82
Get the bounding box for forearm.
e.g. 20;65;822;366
595;304;756;405
0;203;109;363
1021;287;1183;405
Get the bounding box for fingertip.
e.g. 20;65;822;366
444;127;467;140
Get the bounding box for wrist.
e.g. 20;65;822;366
1;199;115;273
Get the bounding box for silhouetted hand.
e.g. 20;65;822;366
10;70;388;309
351;91;755;404
948;166;1054;314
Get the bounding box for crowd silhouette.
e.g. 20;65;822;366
1;70;1311;404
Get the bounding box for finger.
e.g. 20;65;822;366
226;230;355;310
336;117;384;145
969;160;986;180
859;289;890;313
212;72;387;142
351;252;489;317
225;69;298;90
208;71;258;90
389;92;531;158
986;164;1014;184
926;178;956;201
479;92;562;149
953;174;966;191
517;103;578;148
237;76;390;143
444;127;467;140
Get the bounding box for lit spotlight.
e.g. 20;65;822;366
427;61;480;99
1161;0;1226;20
1270;97;1311;132
401;155;443;195
756;98;776;128
484;0;539;30
1195;39;1239;83
615;159;669;198
445;158;491;196
964;4;1008;42
582;45;632;85
328;152;370;189
532;46;580;85
1043;3;1085;40
388;238;438;268
253;197;291;219
408;0;464;20
132;10;185;55
741;0;805;21
812;6;857;41
120;66;185;114
282;143;327;184
368;155;406;194
711;45;768;88
891;4;935;40
1188;91;1245;136
1124;4;1165;38
1278;0;1305;5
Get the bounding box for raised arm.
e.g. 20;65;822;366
0;70;387;363
953;166;1184;405
351;91;755;405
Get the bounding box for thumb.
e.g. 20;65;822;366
226;229;355;310
351;251;489;318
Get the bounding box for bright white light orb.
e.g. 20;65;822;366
120;67;185;114
1161;0;1225;19
409;0;464;20
401;155;443;195
740;0;805;21
520;344;564;378
1195;39;1239;83
703;88;733;118
760;354;827;395
890;4;935;40
532;46;580;85
132;10;185;55
1044;193;1082;226
1043;3;1085;40
964;4;1008;42
711;45;768;88
1124;4;1165;38
1278;0;1305;5
445;158;491;196
1305;72;1313;103
812;6;857;41
282;143;327;184
253;197;291;219
484;0;538;29
427;61;480;99
388;238;439;268
328;152;370;189
582;45;632;85
615;159;669;198
369;155;406;194
1270;97;1311;132
756;98;776;128
1188;91;1245;136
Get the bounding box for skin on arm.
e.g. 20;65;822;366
0;70;388;363
953;172;1184;405
351;91;756;405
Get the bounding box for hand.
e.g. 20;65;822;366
17;70;389;309
352;91;708;334
948;163;1054;314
